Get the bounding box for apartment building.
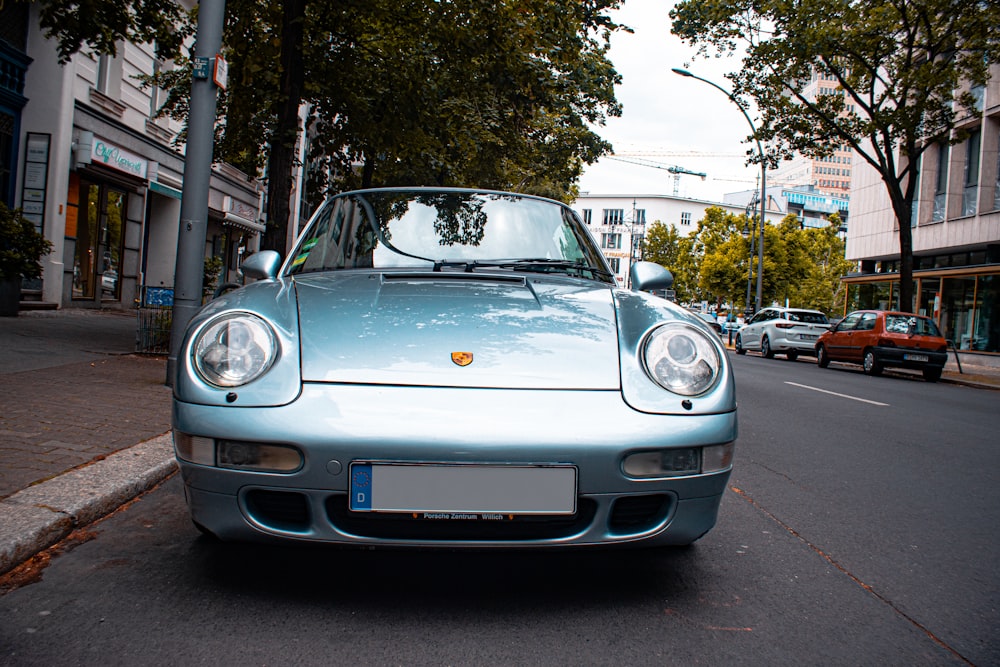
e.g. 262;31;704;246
845;64;1000;360
768;71;857;197
2;2;262;310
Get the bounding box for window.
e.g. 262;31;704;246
608;257;620;273
601;233;621;249
602;209;624;225
581;209;592;224
995;148;1000;211
680;212;692;226
150;43;169;118
911;153;921;227
634;209;646;224
95;52;123;98
933;143;948;222
963;129;980;216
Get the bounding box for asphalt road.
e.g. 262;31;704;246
0;354;997;666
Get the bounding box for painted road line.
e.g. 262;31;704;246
784;382;890;406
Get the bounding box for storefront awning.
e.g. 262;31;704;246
223;212;266;234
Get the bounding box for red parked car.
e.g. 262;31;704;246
814;310;949;381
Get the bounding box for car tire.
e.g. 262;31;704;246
761;335;774;359
816;345;830;368
863;349;883;376
786;351;798;361
923;367;942;382
735;334;746;355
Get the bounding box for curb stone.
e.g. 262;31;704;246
0;433;176;576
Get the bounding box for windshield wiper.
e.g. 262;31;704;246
432;258;613;279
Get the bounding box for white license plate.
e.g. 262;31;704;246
801;334;818;340
904;353;929;362
349;463;577;515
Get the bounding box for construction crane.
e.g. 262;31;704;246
605;155;707;195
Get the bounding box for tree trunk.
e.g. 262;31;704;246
261;0;306;255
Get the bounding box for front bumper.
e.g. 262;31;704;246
173;384;737;548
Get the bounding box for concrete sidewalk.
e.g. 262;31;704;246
0;309;997;577
0;309;173;576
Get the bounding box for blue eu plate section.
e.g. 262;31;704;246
350;463;373;511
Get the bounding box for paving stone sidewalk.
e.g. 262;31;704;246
0;309;173;575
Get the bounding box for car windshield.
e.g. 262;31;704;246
885;314;942;336
786;310;828;324
286;189;613;282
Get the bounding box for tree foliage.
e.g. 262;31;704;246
670;0;1000;312
644;208;852;316
35;0;626;253
33;0;192;63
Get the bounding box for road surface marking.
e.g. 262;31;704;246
784;381;890;406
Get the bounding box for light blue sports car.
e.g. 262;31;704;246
172;188;737;548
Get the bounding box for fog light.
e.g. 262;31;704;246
217;440;302;473
623;448;700;478
702;443;735;473
173;431;215;466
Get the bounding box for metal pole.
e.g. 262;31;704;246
758;163;765;311
166;0;227;386
672;68;766;312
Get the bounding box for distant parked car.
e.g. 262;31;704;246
735;307;831;360
690;311;724;336
815;310;948;381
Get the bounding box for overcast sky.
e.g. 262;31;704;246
577;0;764;202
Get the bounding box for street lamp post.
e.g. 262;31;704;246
672;68;765;313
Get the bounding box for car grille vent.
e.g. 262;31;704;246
245;490;311;531
609;494;670;534
325;496;597;541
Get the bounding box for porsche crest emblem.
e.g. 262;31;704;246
451;352;474;367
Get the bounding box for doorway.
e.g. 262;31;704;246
72;180;127;301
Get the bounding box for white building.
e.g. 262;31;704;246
572;192;785;287
3;2;263;311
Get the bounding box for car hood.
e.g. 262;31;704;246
294;272;621;389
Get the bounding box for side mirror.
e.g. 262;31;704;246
630;261;673;292
241;250;282;280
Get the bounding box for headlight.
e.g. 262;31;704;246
641;323;721;396
192;313;278;387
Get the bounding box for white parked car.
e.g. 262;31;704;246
735;306;831;360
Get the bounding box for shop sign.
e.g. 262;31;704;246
226;195;257;222
92;139;148;179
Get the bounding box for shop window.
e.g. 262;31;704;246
971;274;999;353
72;181;127;301
962;129;980;216
939;276;977;349
918;277;940;319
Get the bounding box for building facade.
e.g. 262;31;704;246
845;64;1000;361
768;70;857;197
3;3;263;311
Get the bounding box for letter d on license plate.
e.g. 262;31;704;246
349;462;576;514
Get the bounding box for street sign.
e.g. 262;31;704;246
192;57;210;79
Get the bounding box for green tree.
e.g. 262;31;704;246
671;0;1000;313
690;206;750;307
643;221;698;302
